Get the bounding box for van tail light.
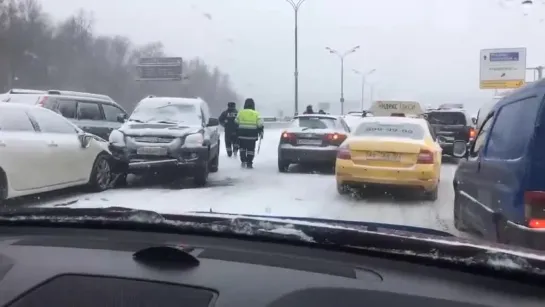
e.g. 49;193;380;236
469;128;476;141
336;144;351;160
280;131;295;143
37;96;48;107
524;191;545;228
324;133;347;145
416;149;434;164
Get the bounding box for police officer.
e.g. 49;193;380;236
303;105;314;114
235;98;264;169
219;102;239;157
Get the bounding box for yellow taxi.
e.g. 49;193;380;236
335;101;442;200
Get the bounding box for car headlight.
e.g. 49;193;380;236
183;133;204;148
109;130;126;146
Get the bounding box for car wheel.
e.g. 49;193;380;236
209;144;220;173
336;182;349;195
193;162;209;187
0;169;7;201
278;159;289;173
113;173;128;188
453;189;468;231
423;186;438;201
89;154;113;192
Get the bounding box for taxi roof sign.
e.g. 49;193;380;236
370;100;424;117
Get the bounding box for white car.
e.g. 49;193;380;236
0;103;116;201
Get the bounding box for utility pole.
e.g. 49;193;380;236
353;68;376;110
325;45;360;115
285;0;306;116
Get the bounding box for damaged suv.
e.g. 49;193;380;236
108;96;221;187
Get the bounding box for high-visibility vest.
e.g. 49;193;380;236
236;109;263;130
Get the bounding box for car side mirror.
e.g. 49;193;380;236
452;140;468;158
117;113;128;123
78;133;93;148
207;117;219;127
471;117;477;125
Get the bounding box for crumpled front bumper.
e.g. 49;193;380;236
109;144;209;175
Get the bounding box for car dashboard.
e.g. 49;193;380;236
0;226;542;307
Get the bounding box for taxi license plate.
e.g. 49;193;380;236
137;147;167;156
297;139;322;145
365;151;401;161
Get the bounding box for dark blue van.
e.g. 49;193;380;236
452;80;545;250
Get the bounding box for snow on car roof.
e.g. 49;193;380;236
0;102;40;110
294;114;339;120
138;96;204;107
360;115;428;128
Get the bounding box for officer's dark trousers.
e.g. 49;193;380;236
238;138;257;164
237;128;258;165
224;129;238;155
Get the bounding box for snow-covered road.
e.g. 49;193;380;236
24;127;462;235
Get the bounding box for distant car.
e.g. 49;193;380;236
277;114;351;172
108;96;220;187
0;103;116;202
336;101;441;200
1;89;127;140
425;109;475;156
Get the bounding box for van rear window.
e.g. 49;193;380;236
427;112;466;125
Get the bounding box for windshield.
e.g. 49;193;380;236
130;104;199;124
354;122;425;140
292;117;337;129
427;112;467;125
2;0;544;264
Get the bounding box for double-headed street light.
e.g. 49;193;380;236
325;45;360;115
353;68;376;110
285;0;306;115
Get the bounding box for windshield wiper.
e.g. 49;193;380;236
1;207;545;281
129;118;145;123
148;120;180;125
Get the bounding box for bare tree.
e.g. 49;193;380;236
0;0;240;114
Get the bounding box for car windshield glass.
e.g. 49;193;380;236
130;104;199;124
292;117;336;129
354;122;425;140
427;112;467;125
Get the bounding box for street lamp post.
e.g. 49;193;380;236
353;68;376;110
285;0;306;116
325;45;360;115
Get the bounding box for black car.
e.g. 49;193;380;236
108;96;221;187
2;89;128;140
425;109;475;156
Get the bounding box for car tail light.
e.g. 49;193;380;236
524;191;545;228
324;133;347;145
37;96;48;107
469;128;476;141
416;149;434;164
280;131;295;143
337;144;351;160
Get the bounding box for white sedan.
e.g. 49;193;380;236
0;103;116;201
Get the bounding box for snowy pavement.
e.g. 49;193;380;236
20;128;462;236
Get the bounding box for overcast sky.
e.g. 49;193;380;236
42;0;545;114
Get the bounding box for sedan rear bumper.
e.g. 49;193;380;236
278;144;338;163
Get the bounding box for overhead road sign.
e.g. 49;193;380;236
480;48;526;89
137;57;183;81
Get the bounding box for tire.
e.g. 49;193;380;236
113;173;128;188
0;169;7;201
423;186;438;201
88;154;113;192
209;143;220;173
453;189;468;231
193;162;209;187
278;159;289;173
336;182;349;195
